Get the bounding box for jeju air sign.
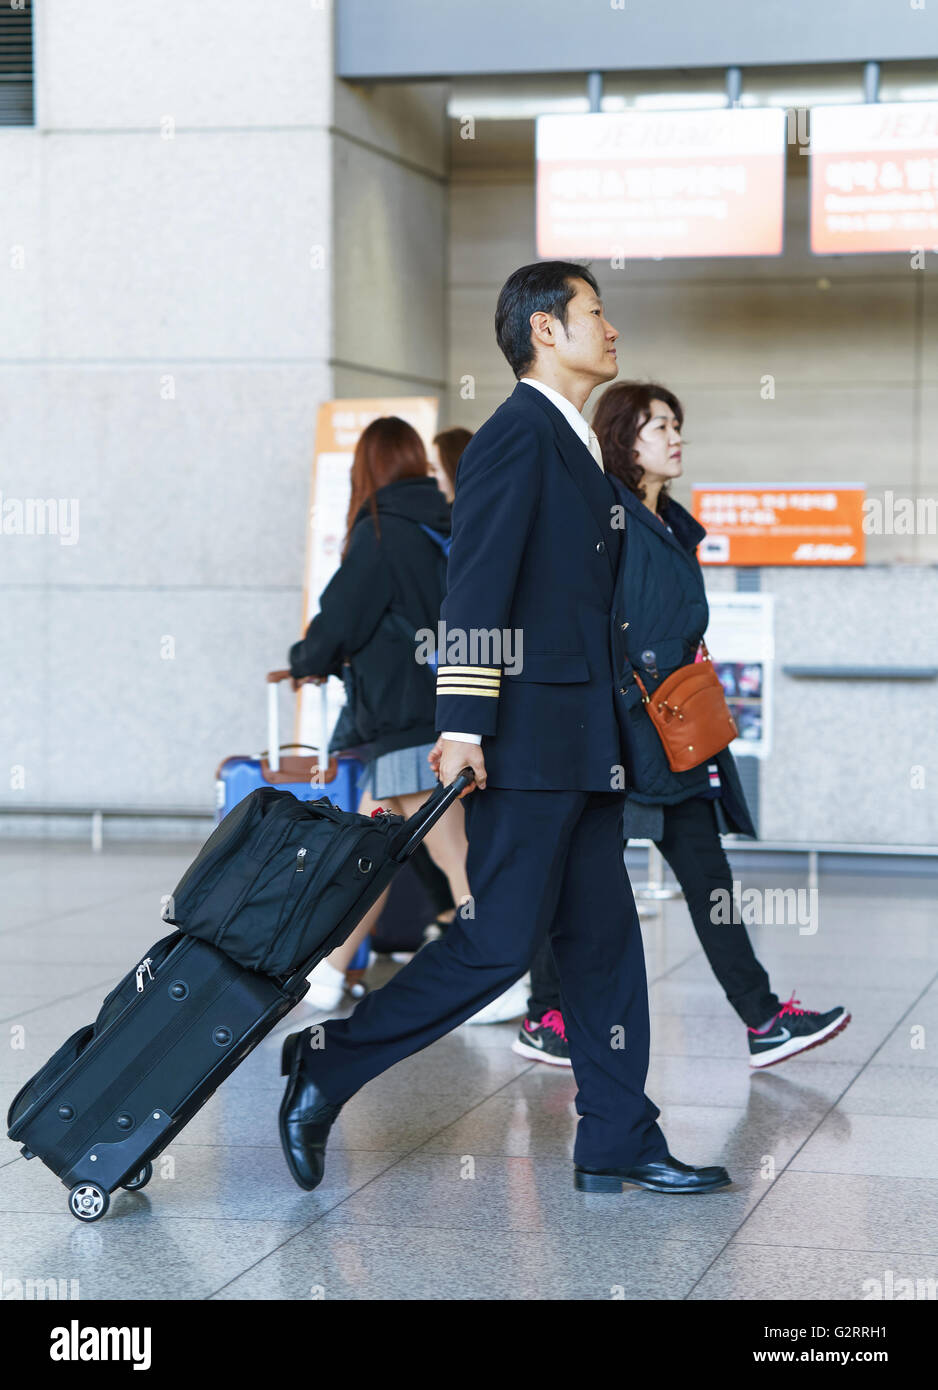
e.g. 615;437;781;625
536;108;787;260
691;484;867;566
810;102;938;254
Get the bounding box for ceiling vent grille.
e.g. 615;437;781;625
0;1;34;126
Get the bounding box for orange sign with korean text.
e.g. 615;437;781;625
536;109;786;259
691;484;866;566
811;102;938;255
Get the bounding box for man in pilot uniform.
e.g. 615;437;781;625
279;261;730;1196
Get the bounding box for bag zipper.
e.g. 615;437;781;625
264;845;311;947
208;803;383;951
262;823;375;975
135;957;155;993
169;794;300;927
8;939;187;1136
210;817;297;947
216;803;368;941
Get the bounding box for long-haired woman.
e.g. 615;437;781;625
272;417;470;1010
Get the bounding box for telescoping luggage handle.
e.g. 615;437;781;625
275;766;474;989
266;677;330;779
393;767;475;862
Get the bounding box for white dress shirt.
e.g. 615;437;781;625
518;377;604;470
441;379;603;746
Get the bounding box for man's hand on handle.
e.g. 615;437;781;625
429;737;486;797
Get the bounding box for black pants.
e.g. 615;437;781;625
305;786;668;1169
528;796;780;1030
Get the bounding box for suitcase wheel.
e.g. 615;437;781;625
121;1162;153;1192
68;1182;110;1223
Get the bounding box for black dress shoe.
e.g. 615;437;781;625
278;1031;343;1191
574;1154;731;1194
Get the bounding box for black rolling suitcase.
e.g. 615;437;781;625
6;771;471;1222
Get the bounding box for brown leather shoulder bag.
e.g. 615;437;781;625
631;642;738;773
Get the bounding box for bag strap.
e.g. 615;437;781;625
626;639;709;705
418;522;452;556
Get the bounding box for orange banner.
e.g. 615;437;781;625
691;485;866;566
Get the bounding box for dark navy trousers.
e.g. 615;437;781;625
529;797;780;1029
304;785;668;1169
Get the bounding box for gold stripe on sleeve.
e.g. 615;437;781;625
436;676;500;689
437;665;501;676
435;686;500;698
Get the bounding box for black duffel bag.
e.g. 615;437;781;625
162;774;471;980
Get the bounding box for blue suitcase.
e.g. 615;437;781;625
215;680;370;974
215;679;363;822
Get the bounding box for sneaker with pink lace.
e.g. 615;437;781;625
748;994;851;1069
511;1009;573;1068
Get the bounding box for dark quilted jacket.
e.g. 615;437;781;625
610;479;756;837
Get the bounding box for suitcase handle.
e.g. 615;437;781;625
267;679;330;775
392;768;475;862
259;743;318;756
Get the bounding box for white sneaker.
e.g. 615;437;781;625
305;958;347;1012
464;976;530;1026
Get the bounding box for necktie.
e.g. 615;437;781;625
587;427;605;473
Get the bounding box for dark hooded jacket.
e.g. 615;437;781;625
289;476;451;759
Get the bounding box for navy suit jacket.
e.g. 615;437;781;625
435;382;629;791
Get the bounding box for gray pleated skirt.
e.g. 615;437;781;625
356;741;439;800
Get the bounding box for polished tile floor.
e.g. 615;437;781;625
2;839;936;1301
